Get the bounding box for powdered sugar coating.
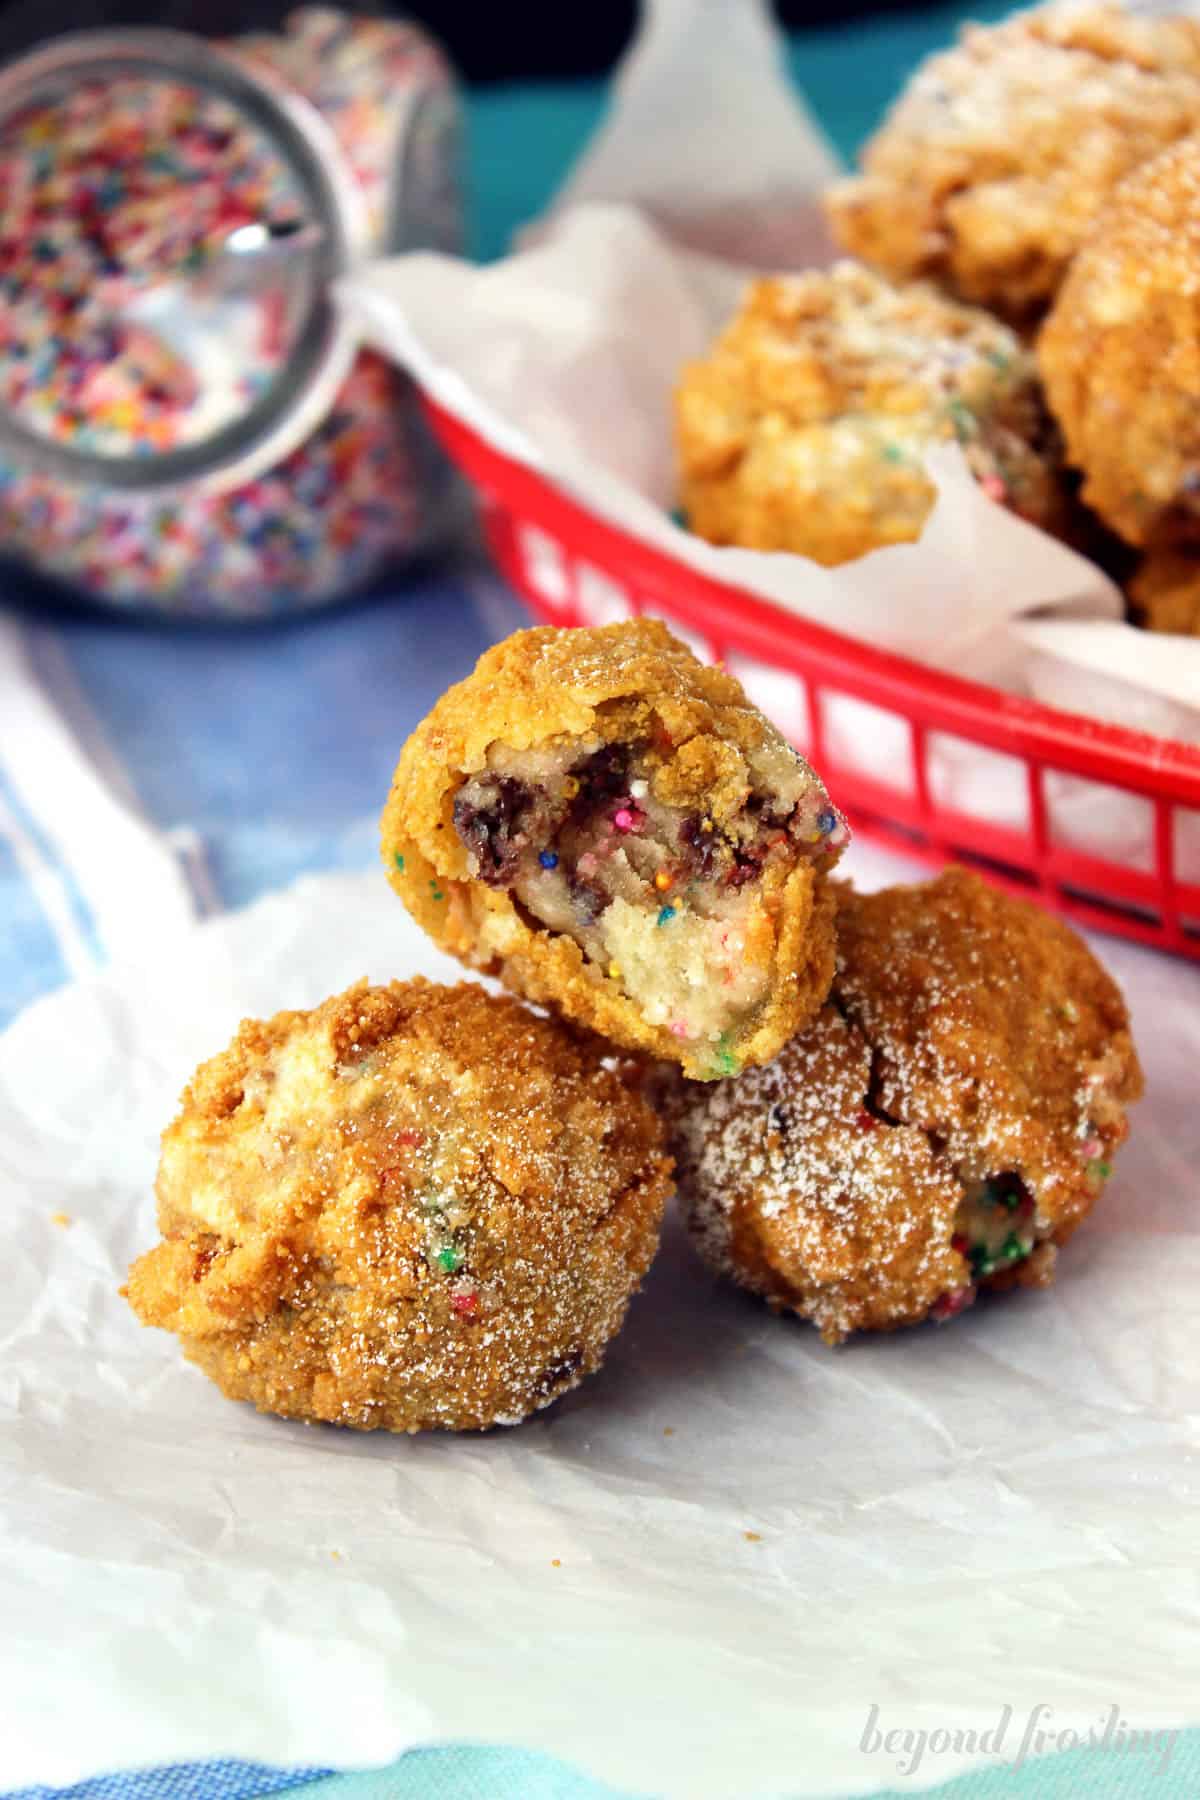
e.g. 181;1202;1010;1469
668;869;1143;1342
124;979;673;1431
382;620;845;1080
672;1006;966;1342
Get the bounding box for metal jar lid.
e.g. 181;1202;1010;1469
0;28;370;496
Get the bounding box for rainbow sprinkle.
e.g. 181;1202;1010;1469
657;905;676;926
393;852;405;872
538;850;559;870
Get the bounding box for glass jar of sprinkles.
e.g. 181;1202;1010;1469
0;11;461;618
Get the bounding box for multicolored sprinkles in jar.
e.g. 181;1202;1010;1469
0;9;460;616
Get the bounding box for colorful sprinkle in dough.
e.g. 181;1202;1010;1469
825;3;1200;320
123;979;673;1431
393;853;406;872
381;620;847;1080
664;868;1142;1342
1031;134;1200;545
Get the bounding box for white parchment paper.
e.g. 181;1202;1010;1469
2;847;1197;1798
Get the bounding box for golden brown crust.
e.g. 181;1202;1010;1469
676;263;1070;564
667;869;1143;1343
827;4;1200;321
833;871;1143;1227
1039;135;1200;548
124;979;673;1432
379;620;844;1079
1128;550;1200;635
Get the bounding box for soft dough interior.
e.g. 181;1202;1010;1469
452;731;839;1056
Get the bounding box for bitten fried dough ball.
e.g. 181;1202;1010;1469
1039;134;1200;549
380;620;848;1081
675;263;1068;565
666;870;1142;1344
123;980;673;1432
826;4;1200;321
1128;551;1200;635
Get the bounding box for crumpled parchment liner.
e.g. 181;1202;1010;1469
1;848;1196;1798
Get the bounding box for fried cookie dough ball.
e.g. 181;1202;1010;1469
123;980;673;1432
381;621;847;1082
1129;551;1200;635
827;4;1200;322
1039;135;1200;549
675;263;1067;566
666;870;1142;1343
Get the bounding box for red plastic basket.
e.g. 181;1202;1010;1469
423;397;1200;961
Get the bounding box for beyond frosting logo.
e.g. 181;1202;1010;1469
859;1703;1179;1781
